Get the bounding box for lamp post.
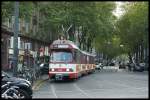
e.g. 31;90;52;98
13;2;19;77
106;41;111;65
120;44;124;48
120;44;124;55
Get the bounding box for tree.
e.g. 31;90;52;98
93;2;116;58
116;2;148;63
2;2;14;21
2;1;117;54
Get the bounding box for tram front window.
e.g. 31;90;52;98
50;51;73;62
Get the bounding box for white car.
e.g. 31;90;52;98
96;63;103;70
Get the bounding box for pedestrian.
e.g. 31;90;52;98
11;62;14;71
119;61;121;68
17;60;23;73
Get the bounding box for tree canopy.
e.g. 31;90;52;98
2;2;148;61
116;2;148;62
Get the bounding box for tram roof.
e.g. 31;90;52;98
81;51;96;57
52;39;78;49
52;40;95;57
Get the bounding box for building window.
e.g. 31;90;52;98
7;18;10;28
11;16;15;28
10;36;14;48
8;38;11;48
20;41;24;50
25;42;32;50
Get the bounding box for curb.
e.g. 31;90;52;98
32;78;49;91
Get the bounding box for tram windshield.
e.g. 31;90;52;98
50;51;73;62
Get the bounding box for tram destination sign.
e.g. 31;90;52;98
58;44;69;48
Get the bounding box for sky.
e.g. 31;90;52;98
113;2;125;18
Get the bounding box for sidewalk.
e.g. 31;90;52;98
102;65;119;72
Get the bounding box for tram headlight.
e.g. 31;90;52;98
52;68;55;71
66;68;70;72
66;68;73;72
50;68;54;71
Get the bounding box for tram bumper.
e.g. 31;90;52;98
49;72;78;80
55;74;63;80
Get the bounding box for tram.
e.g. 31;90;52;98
49;39;96;80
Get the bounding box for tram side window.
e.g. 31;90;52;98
81;53;85;64
88;56;90;64
91;57;94;64
74;50;77;62
91;56;93;64
87;56;89;64
89;56;92;64
84;55;86;64
84;54;86;63
76;51;79;63
89;56;91;64
77;51;81;63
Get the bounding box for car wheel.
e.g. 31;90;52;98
18;89;31;98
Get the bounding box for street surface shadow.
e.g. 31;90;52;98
52;79;76;83
48;78;79;83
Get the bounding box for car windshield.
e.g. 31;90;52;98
50;51;73;62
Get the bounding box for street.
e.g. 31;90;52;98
33;69;148;98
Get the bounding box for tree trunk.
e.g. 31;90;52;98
128;52;133;63
87;37;90;52
138;44;140;63
135;45;139;63
141;42;144;62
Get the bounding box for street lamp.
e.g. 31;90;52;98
13;2;19;77
120;44;124;47
106;41;111;65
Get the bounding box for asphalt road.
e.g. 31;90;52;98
33;69;148;98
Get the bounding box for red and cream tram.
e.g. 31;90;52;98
49;39;96;80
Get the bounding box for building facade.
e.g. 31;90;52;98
1;26;50;71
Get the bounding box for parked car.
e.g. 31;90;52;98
139;62;148;71
119;62;126;69
95;63;103;70
2;71;33;98
40;63;49;74
128;62;145;72
109;62;115;66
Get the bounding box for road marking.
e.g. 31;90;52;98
50;85;58;98
55;90;79;93
34;91;54;95
73;84;90;98
32;80;45;91
32;78;49;91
